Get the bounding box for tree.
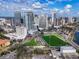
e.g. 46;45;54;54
16;45;32;59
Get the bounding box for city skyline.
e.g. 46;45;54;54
0;0;79;17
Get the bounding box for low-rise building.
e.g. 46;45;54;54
4;26;27;40
60;46;76;53
0;39;10;47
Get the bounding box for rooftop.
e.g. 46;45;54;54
61;46;76;50
0;39;10;45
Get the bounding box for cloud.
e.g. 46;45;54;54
77;12;79;14
56;0;72;2
58;8;71;14
0;0;73;15
48;1;55;4
14;0;21;2
63;4;72;14
14;0;30;3
59;10;64;13
59;9;70;14
65;4;72;9
32;2;42;9
21;8;27;11
53;8;59;12
56;0;63;2
65;9;71;13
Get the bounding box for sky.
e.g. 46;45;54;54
0;0;79;17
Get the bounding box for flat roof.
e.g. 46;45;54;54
61;46;76;50
4;33;26;40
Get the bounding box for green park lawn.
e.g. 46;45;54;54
23;39;37;46
43;34;68;46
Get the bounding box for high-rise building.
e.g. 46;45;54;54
51;11;57;26
14;11;21;26
60;17;69;25
51;11;54;25
76;17;79;22
57;17;62;26
64;17;69;24
34;15;39;26
61;17;66;25
54;13;57;26
48;17;53;27
69;16;74;23
27;11;34;30
39;14;49;29
46;15;49;29
72;17;77;22
22;11;35;32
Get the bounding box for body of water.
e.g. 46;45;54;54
74;31;79;45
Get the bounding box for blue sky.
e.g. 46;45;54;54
0;0;79;17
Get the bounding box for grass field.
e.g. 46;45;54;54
53;33;65;40
43;34;68;46
23;39;37;46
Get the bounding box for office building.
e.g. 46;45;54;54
34;15;39;26
14;11;21;26
76;17;79;22
21;11;36;34
27;11;34;30
59;17;66;25
39;14;49;29
62;17;69;24
51;10;57;26
69;16;74;23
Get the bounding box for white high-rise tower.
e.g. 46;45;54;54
21;10;35;34
39;13;49;29
51;10;57;26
